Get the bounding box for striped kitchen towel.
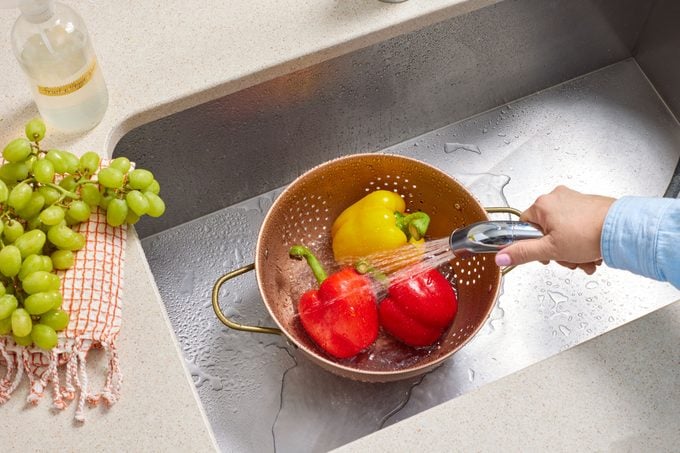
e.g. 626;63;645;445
0;209;126;422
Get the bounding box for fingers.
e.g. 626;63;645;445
495;237;553;266
502;255;603;276
556;260;602;275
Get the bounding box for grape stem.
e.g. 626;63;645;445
44;182;79;200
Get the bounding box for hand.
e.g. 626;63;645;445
495;186;616;275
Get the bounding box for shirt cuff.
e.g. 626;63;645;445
601;196;680;287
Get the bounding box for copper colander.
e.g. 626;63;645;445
212;153;516;382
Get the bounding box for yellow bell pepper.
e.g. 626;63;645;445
331;190;430;261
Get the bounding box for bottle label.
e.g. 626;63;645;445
37;59;98;97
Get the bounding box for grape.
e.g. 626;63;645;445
38;186;61;206
128;169;153;190
25;118;46;142
25;291;61;315
0;294;18;319
144;191;166;217
25;155;37;172
3;220;24;243
0;162;29;182
45;149;68;173
39;205;65;225
99;193;114;209
40;255;53;272
51;250;74;270
107;198;128;227
48;224;85;250
40;309;69;331
98;167;125;189
67;200;91;222
109;157;131;174
28;217;42;231
146;179;161;195
3;138;32;162
0;180;8;203
70;233;85;250
13;334;33;346
125;210;140;225
11;308;32;337
80;183;101;206
0;245;22;277
0;282;5;296
33;158;55;183
59;175;77;192
15;192;45;220
0;317;11;335
14;229;47;258
61;150;80;174
22;271;60;294
125;190;149;216
50;290;63;310
31;324;58;349
19;254;46;280
7;182;32;210
79;151;100;174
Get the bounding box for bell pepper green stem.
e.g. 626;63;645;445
355;259;389;289
289;245;327;283
394;211;430;241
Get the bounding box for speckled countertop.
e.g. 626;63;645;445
0;0;678;451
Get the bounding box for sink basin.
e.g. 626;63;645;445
113;0;680;451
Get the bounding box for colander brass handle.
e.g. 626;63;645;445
212;263;282;335
483;206;536;276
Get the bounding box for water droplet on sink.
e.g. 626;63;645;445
558;325;571;336
548;291;568;304
586;281;599;289
468;369;475;382
444;143;481;154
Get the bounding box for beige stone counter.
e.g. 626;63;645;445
1;1;678;451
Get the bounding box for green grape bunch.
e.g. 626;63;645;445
0;118;165;350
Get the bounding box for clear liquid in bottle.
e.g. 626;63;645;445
11;1;108;133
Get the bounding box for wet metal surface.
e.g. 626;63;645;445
140;61;679;452
114;0;654;238
634;0;680;197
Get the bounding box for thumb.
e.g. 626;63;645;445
495;238;552;266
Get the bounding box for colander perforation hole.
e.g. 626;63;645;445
454;255;485;285
286;194;334;243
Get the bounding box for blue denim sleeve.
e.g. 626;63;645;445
601;196;680;289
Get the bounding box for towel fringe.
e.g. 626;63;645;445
74;339;91;422
0;337;122;422
100;341;122;405
0;340;23;404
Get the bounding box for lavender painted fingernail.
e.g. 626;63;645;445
495;253;512;266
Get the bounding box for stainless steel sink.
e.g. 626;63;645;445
113;0;680;451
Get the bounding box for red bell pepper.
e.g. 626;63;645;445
289;245;379;359
379;268;458;347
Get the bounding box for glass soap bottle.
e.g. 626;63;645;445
9;0;108;133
